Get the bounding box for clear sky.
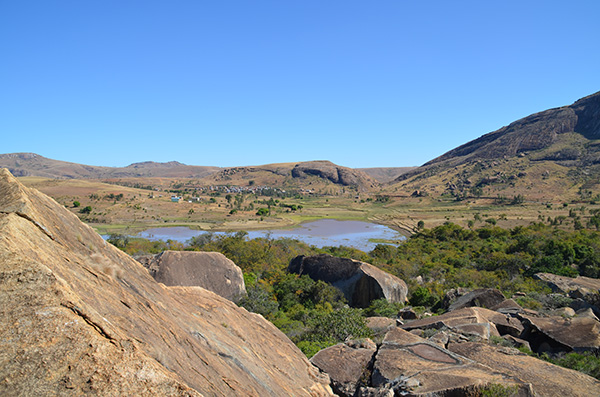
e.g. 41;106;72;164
1;1;599;168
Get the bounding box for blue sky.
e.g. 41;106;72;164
1;1;599;168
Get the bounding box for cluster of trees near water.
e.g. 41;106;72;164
109;222;600;374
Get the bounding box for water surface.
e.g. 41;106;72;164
137;219;404;252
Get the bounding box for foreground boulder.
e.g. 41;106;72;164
446;288;506;311
0;169;332;396
519;314;600;354
401;307;524;341
534;272;600;315
139;250;246;301
449;342;600;396
311;339;377;397
370;328;531;395
289;254;408;307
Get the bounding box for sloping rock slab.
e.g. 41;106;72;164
311;340;377;397
448;288;506;311
519;314;600;354
0;169;332;396
289;254;407;307
449;342;600;396
401;307;523;338
534;272;600;294
140;250;245;301
371;328;530;395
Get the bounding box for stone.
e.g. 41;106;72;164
365;317;396;338
139;250;245;301
519;314;600;354
449;342;600;396
503;335;531;351
372;329;529;395
311;340;377;397
535;272;600;316
401;307;523;338
490;298;525;315
288;254;408;308
448;288;506;311
397;307;418;320
0;169;333;396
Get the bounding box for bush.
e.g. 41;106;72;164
79;205;92;214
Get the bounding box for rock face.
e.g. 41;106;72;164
534;272;600;315
0;169;332;396
311;340;377;397
139;250;246;301
288;254;408;307
399;90;600;177
309;315;600;396
291;160;378;191
519;315;600;354
449;342;600;397
447;288;506;311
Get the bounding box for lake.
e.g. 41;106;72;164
136;219;405;253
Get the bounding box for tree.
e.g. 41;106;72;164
72;201;81;208
256;207;269;216
79;206;92;214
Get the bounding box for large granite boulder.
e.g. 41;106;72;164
401;307;523;340
519;314;600;354
139;250;245;301
447;288;506;311
289;254;408;307
449;342;600;396
0;169;332;396
310;339;377;397
534;272;600;315
369;328;531;395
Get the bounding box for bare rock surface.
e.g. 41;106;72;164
447;288;506;311
139;250;245;301
0;169;332;396
288;254;407;308
519;314;600;354
310;339;377;397
449;342;600;397
370;328;530;395
401;307;523;339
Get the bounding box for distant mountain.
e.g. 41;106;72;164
392;91;600;201
0;153;221;179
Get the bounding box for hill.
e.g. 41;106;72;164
391;91;600;202
0;153;221;179
358;167;417;183
198;160;379;192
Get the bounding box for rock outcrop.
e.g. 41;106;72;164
534;272;600;316
311;339;377;397
0;169;332;396
449;342;600;397
138;250;246;301
288;254;408;307
519;315;600;354
446;288;506;311
291;161;378;191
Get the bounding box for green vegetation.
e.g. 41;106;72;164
108;222;600;359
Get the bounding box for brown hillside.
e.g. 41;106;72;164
0;153;220;179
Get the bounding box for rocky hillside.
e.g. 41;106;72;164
0;153;220;179
206;160;379;191
0;168;332;396
392;91;600;201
